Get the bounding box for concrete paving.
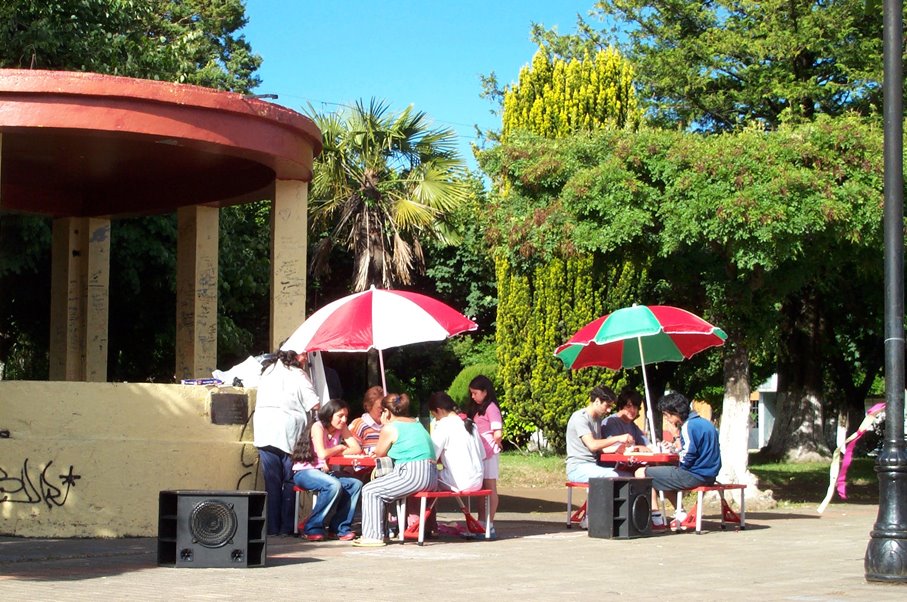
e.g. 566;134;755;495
1;487;905;601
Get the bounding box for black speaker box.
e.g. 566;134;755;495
587;477;652;539
158;490;267;568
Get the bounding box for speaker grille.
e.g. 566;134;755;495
189;500;238;548
630;493;651;533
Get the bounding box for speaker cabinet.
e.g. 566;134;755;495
158;490;267;568
587;477;652;539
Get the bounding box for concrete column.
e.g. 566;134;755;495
270;179;308;350
175;206;219;381
49;217;110;381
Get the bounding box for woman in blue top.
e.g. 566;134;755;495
353;393;437;547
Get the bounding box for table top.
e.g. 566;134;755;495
327;454;376;468
600;452;679;465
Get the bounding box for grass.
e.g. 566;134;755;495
498;451;881;507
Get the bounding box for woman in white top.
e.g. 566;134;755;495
429;391;485;492
253;350;320;536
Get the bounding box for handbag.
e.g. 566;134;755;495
371;456;394;479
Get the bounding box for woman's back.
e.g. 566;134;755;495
388;420;435;462
432;414;485;492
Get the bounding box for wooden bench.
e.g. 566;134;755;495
675;483;747;534
395;489;493;545
565;481;589;528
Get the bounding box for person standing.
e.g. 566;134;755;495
467;375;503;537
253;349;321;536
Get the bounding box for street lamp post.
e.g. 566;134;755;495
865;0;907;582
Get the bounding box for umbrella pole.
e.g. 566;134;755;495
637;337;659;447
379;348;387;393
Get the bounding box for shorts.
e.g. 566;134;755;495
645;466;713;492
482;453;500;480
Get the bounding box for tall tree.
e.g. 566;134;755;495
484;44;643;447
0;0;261;91
533;0;885;131
306;98;471;293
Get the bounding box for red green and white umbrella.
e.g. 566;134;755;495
281;285;477;391
554;304;727;442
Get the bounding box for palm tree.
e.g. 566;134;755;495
306;98;470;292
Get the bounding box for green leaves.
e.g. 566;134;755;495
306;99;472;292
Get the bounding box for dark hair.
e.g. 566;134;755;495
590;385;617;404
291;399;349;464
657;392;690;422
261;349;305;374
382;393;411;417
616;386;643;410
362;385;385;412
429;391;475;434
466;375;498;418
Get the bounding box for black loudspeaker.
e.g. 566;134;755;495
587;477;652;539
158;490;267;568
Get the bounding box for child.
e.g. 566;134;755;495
292;399;363;541
636;392;721;531
466;375;503;537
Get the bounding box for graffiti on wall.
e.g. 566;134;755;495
235;410;259;490
0;458;81;508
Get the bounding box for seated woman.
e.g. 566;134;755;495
429;391;485;492
353;393;437;547
349;385;385;453
291;399;363;541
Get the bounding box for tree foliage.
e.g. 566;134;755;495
306;98;472;292
486;44;642;449
0;0;261;91
502;46;641;140
479;116;885;453
532;0;887;131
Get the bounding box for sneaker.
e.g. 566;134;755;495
650;513;667;533
671;510;689;532
304;533;326;542
488;525;497;540
579;516;588;530
336;532;356;541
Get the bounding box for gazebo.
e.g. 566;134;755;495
0;70;322;537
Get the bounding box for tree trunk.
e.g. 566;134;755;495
718;341;758;490
764;291;829;460
367;349;382;389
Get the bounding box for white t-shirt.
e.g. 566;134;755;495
252;361;320;453
431;414;486;492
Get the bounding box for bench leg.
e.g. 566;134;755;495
418;496;428;546
485;494;491;539
739;489;746;529
566;486;573;527
695;490;704;534
396;497;407;543
294;490;300;535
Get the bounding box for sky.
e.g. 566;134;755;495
240;0;597;170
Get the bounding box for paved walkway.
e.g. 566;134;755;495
1;488;905;601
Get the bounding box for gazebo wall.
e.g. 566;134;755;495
0;381;260;537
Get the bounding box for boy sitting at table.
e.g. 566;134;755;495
635;392;721;531
601;386;650;448
565;386;636;484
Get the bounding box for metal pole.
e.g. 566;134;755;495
865;0;907;582
637;337;659;445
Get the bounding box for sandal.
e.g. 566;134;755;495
352;537;386;548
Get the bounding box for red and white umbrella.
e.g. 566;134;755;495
281;286;478;391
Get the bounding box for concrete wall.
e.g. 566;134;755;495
0;381;258;537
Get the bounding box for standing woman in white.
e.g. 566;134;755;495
253;350;320;536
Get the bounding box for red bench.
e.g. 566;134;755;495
674;483;747;534
565;481;589;528
395;489;493;545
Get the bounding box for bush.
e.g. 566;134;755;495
448;363;499;408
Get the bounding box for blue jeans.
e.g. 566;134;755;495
293;468;363;536
258;446;295;536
